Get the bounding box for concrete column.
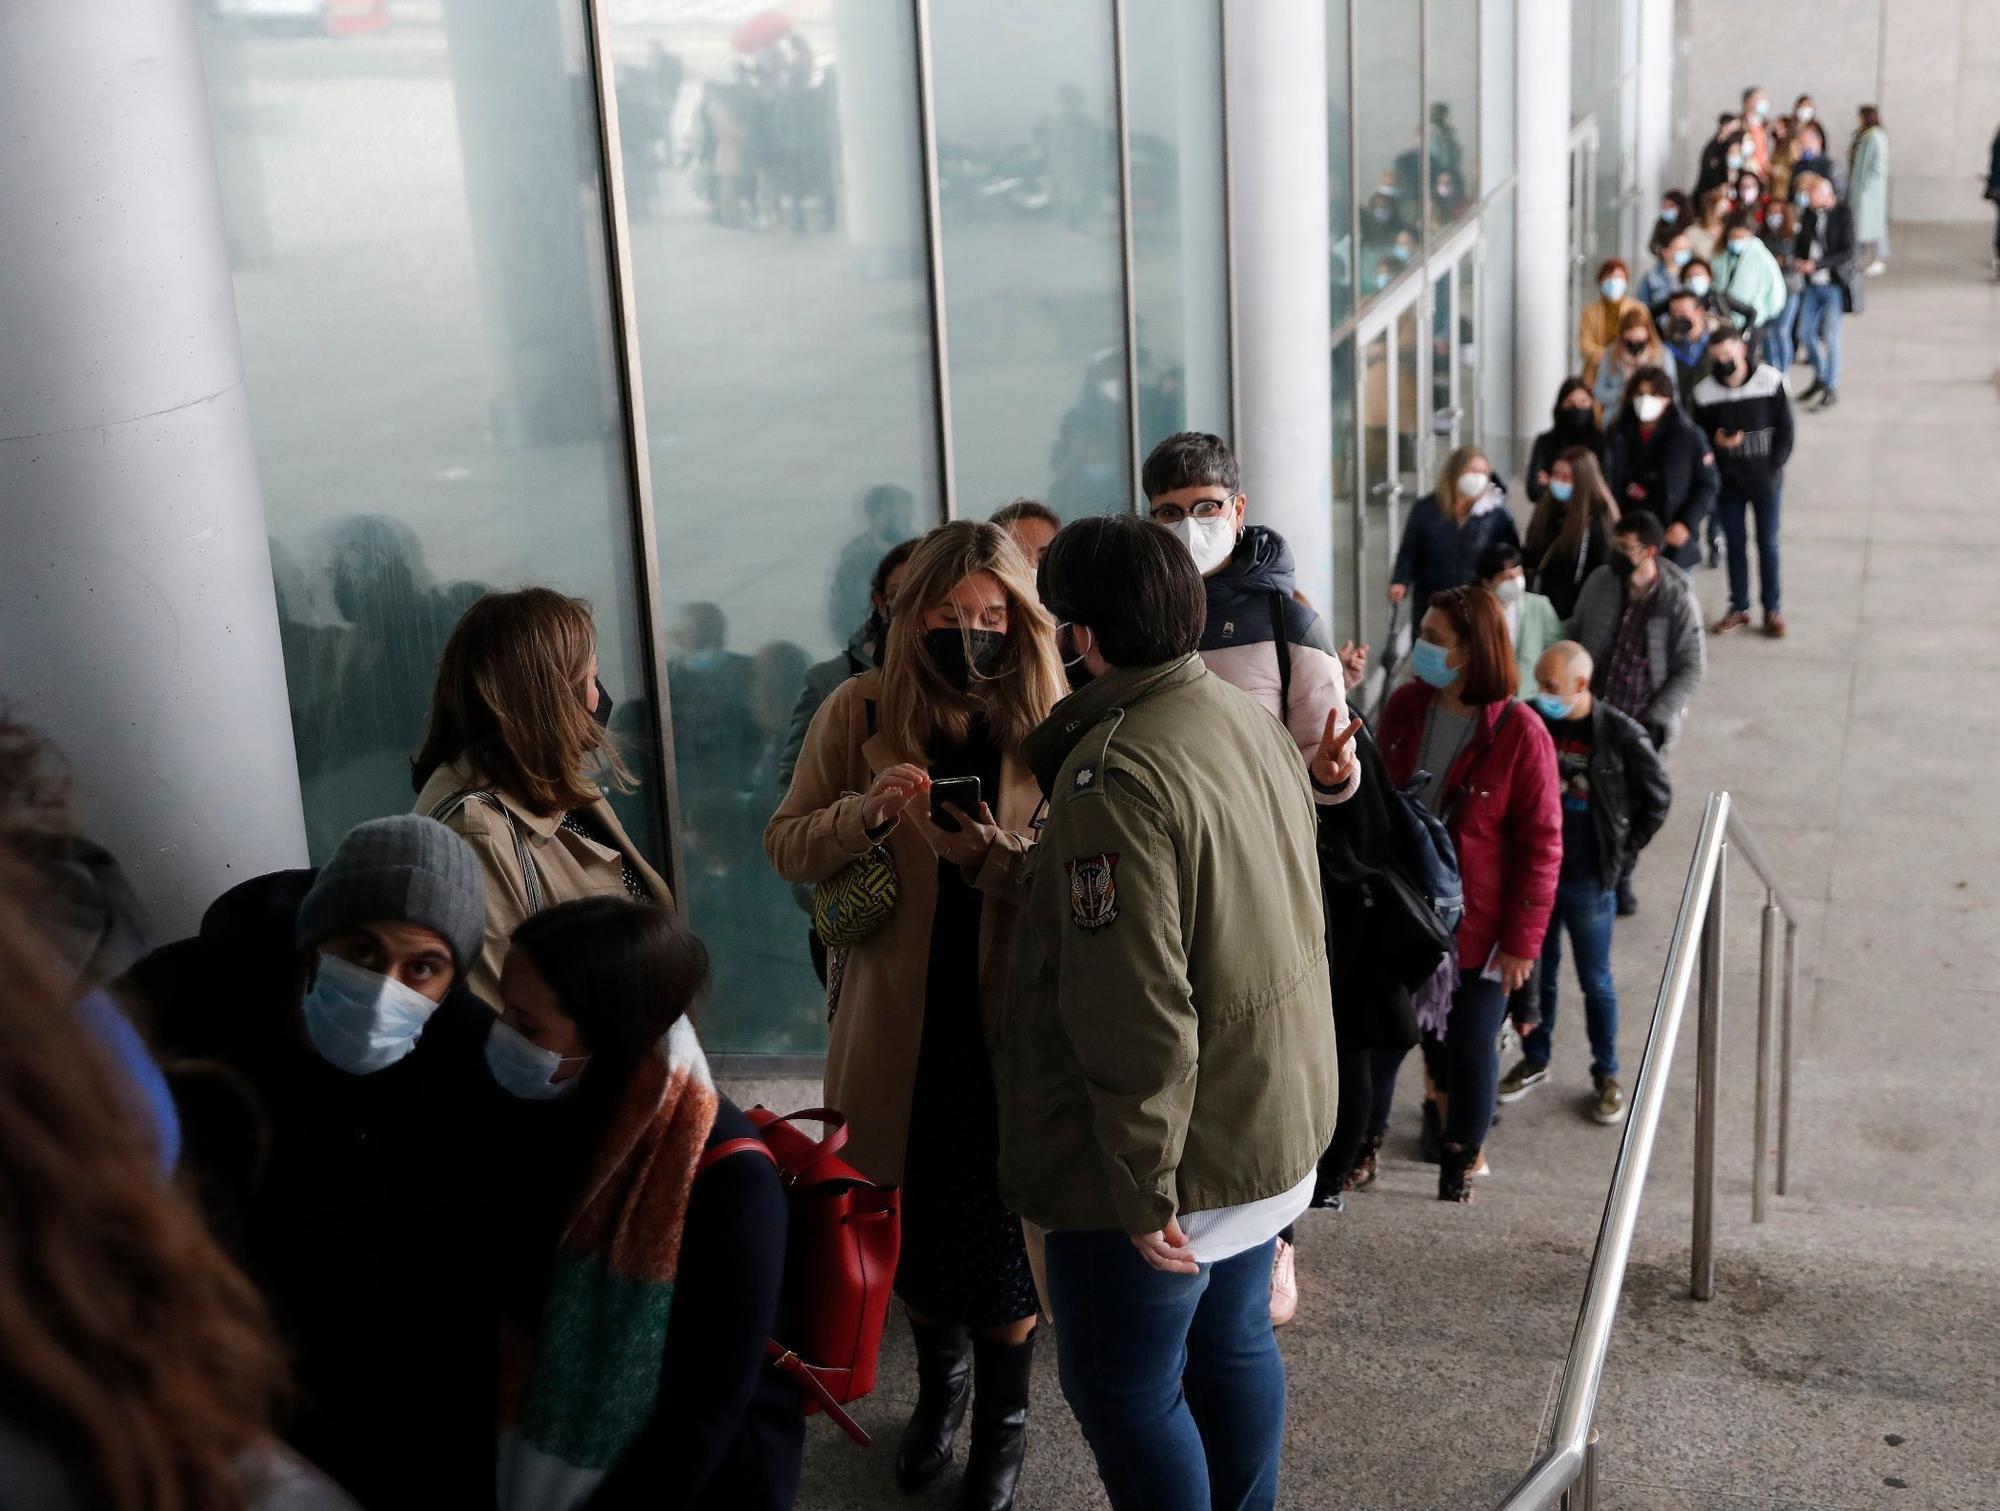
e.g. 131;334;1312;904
1514;0;1574;424
1223;0;1335;614
1633;0;1675;242
0;0;308;938
833;0;924;279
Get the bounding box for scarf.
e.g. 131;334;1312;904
496;1017;719;1511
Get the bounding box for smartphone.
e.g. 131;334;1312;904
929;776;982;833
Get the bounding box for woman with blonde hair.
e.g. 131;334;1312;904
1389;443;1520;619
1588;304;1675;419
766;519;1063;1511
413;587;670;1007
1528;446;1622;620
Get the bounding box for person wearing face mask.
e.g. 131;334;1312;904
1684;186;1734;264
1605;368;1717;573
1389;444;1520;622
142;816;499;1510
1589;305;1674;419
1524;378;1606;507
1660;288;1715;409
1791;171;1862;412
1479;542;1562;698
1636;227;1693;312
1694;114;1747;203
1789;122;1837;194
1693;326;1795;638
1578;257;1650;373
1740;86;1774;174
767;520;1063;1511
1142;430;1360;1328
1848;106;1890;275
1732;167;1767;214
483;896;802;1511
1648;190;1694;255
1496;642;1671;1126
414;588;672;1010
1372;586;1560;1202
1525;446;1621;620
1770;102;1814;203
1759;200;1805;376
1716;208;1788;334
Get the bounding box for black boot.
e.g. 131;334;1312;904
1439;1142;1479;1203
952;1331;1036;1511
1419;1098;1445;1163
896;1318;972;1493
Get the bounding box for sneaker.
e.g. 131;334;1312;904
1498;1059;1550;1103
1709;610;1751;636
1797;377;1824;404
1591;1076;1629;1125
1864;259;1887;277
1419;1098;1445;1164
1814;389;1839;412
1270;1239;1299;1327
1762;612;1788;639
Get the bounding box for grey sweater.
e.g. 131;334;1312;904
1564;560;1707;748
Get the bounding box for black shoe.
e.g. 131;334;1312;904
952;1332;1036;1511
1798;377;1824;403
896;1319;972;1493
1344;1131;1384;1191
1815;389;1839;411
1419;1098;1445;1164
1616;879;1639;917
1439;1142;1479;1203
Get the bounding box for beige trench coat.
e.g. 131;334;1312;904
413;757;673;1009
763;671;1041;1188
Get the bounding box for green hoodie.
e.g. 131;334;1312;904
992;654;1338;1236
1718;233;1788;324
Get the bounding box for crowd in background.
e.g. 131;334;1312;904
0;81;1909;1511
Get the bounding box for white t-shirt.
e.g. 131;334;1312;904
1178;1169;1317;1264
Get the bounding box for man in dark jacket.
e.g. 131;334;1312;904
138;816;500;1511
1500;641;1671;1126
1792;171;1861;411
1692;324;1795;637
1604;366;1717;571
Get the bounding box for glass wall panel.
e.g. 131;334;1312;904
1126;0;1231;456
1396;301;1423;505
1358;330;1393;653
1331;335;1359;646
1570;0;1593;124
1480;0;1516;186
1328;0;1355;325
1480;187;1518;476
605;2;942;1052
1355;0;1423;301
1425;0;1480;235
932;1;1126;517
197;2;654;867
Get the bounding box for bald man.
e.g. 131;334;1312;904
1497;642;1672;1127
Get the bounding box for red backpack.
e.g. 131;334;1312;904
697;1107;900;1446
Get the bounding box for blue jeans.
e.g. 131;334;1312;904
1799;282;1843;389
1527;880;1620;1079
1044;1230;1286;1511
1718;480;1783;614
1766;290;1801;372
1399;969;1511;1148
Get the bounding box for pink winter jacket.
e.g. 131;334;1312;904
1198;640;1362;806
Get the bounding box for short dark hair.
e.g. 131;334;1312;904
1424;586;1516;705
1626;365;1675;403
1616;509;1666;552
1684;256;1714;278
1722;208;1758;236
1141;431;1239;501
1476;541;1523;580
990;498;1062;532
1039;514;1206;668
1666;288;1701;310
511;897;710;1076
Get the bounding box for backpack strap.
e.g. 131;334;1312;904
427;788;547;914
766;1342;871;1447
1267;593;1293;727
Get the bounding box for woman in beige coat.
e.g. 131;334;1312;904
411;588;670;1009
766;520;1062;1511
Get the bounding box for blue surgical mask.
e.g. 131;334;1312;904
1672;247;1692;267
1660;206;1680;224
1532;692;1575;720
1411;639;1459;689
484;1018;587;1101
1794;190;1810;209
300;953;438;1076
1600;277;1627;301
1550;479;1575;502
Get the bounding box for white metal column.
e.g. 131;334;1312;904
0;0;307;935
1514;0;1575;429
1222;0;1335;614
1633;0;1675;248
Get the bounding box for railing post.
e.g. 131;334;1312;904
1692;842;1725;1301
1778;918;1797;1197
1753;897;1777;1223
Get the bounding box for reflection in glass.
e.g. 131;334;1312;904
1327;0;1354;325
1359;331;1393;655
1457;257;1480;452
1126;0;1231;457
932;2;1127;517
197;1;652;866
1425;0;1479;235
607;1;942;1053
1331;336;1359;646
1480;188;1518;474
1396;301;1423;526
1354;0;1423;302
1430;267;1457;477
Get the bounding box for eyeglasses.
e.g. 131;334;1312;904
1149;495;1237;526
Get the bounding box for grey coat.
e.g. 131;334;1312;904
1565;560;1707;749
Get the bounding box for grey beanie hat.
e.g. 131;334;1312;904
294;816;487;973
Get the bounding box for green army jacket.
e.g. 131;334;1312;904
992;654;1338;1236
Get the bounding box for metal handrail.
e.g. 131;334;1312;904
1493;792;1800;1510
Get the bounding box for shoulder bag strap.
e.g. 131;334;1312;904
1267;593;1293;726
427;787;547;916
698;1137;780;1175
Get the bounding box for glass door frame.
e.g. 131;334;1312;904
1567;117;1600;361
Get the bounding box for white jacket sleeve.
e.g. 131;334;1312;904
1283;643;1362;806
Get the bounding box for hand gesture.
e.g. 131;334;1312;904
1131;1218;1199;1275
910;800;1001;871
1311;709;1361;791
1497;951;1536;994
1664;522;1692;549
1387;583;1408;606
1716;428;1745;450
861;763;930;830
1337;641;1370;692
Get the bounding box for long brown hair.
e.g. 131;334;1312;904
1437;444;1495;524
0;875;289;1509
877;522;1064;757
1425;584;1516;704
412;587;631;816
1542;447;1621;572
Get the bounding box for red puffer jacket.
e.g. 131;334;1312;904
1376;686;1562;969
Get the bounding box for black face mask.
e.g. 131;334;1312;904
1609;552;1640;579
1715;356;1744;383
1667;316;1695;341
590;677;613;729
1557;407;1597;432
1622;339;1648;356
926;628;1007;693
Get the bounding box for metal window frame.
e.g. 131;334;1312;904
912;0;958;525
1219;0;1241;446
1111;0;1143;510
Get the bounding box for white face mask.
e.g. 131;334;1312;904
1493;576;1526;605
1796;106;1814;123
1171;514;1238;575
300;954;439;1076
1456;471;1490;501
1634;394;1669;424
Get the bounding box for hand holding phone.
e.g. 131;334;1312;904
929;776;982;834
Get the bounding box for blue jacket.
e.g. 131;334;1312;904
1390;483;1520;614
1198;525;1337;657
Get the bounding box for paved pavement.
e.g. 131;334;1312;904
733;220;2000;1510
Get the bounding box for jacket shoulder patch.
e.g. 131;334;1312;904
1066;853;1120;931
